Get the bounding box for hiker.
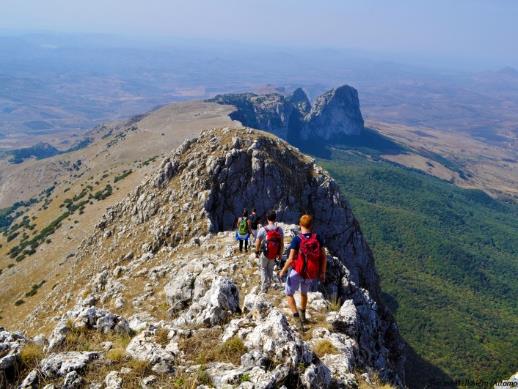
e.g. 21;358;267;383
255;211;284;293
249;208;260;243
278;214;326;327
236;209;251;253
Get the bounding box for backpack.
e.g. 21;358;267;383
294;233;322;279
263;226;282;260
249;214;259;230
238;218;248;235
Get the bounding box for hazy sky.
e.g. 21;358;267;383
2;0;518;68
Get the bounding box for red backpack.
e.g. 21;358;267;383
294;233;322;279
264;226;282;260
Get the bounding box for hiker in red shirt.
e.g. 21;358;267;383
279;214;327;327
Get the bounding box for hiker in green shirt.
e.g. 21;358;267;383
235;209;251;253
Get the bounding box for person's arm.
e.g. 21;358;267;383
278;235;284;260
320;248;327;282
255;230;263;257
279;248;296;277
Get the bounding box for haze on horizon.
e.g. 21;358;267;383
2;0;518;70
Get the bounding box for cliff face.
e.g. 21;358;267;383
2;128;404;388
301;85;364;141
210;85;364;143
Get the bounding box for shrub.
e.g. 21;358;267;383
210;336;247;365
154;328;169;347
328;296;342;312
114;170;132;183
127;359;151;378
19;343;44;369
64;325;92;351
14;299;25;306
356;372;396;389
196;365;212;386
313;339;338;357
106;348;125;362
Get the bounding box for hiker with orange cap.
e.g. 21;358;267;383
278;214;326;329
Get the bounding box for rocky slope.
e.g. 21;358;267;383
209;85;364;143
1;127;404;388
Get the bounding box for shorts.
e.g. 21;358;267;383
236;232;249;241
285;269;315;296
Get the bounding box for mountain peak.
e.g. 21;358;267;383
288;87;311;115
209;85;365;144
302;85;364;141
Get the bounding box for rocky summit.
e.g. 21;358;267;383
1;127;404;388
209;85;365;144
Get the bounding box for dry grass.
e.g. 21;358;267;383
356;372;397;389
105;348;125;363
127;359;152;377
170;366;212;388
179;329;246;365
62;325;94;351
328;296;342;312
154;327;170;347
19;343;44;369
82;358;154;389
178;327;222;363
61;323;132;355
207;336;247;365
313;339;338;357
6;343;46;387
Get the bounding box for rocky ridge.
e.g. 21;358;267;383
2;127;404;388
209;85;365;143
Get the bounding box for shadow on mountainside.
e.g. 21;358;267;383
404;340;457;389
293;127;406;158
380;292;455;388
381;291;399;315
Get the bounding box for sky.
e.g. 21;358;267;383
2;0;518;69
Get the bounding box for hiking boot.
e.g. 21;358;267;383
294;312;305;332
300;309;308;324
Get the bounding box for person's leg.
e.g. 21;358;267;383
300;293;308;310
265;259;275;290
299;279;311;323
287;295;298;314
244;238;248;252
239;239;243;252
285;270;300;315
260;255;269;292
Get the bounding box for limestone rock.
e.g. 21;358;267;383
301;362;332;388
104;370;123;389
173;276;240;327
327;299;358;337
242;309;312;366
0;328;26;371
19;369;39;389
63;370;83;388
125;330;175;373
40;351;99;377
48;306;129;351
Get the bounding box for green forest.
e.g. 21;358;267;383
320;149;518;388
